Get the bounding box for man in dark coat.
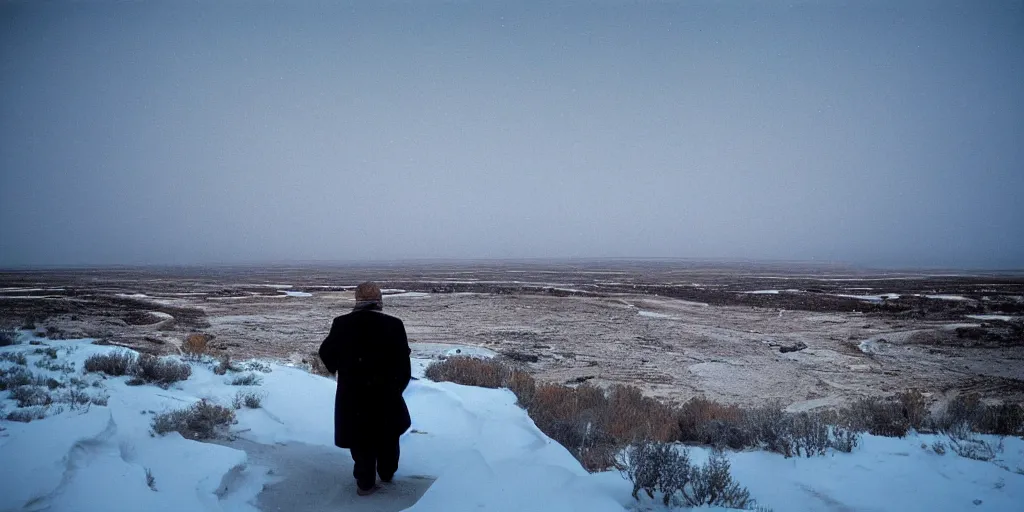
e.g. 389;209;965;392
318;281;412;496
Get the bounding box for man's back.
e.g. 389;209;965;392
325;309;411;403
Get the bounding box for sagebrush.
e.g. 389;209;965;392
84;350;137;376
0;352;28;365
0;328;16;347
230;373;262;386
84;350;191;387
232;390;264;409
617;442;753;508
152;400;235;439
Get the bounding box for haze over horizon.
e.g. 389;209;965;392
2;1;1022;269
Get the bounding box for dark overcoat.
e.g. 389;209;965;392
318;306;412;448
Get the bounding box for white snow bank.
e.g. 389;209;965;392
280;290;313;297
0;340;263;512
638;310;677;320
719;433;1024;512
387;292;431;299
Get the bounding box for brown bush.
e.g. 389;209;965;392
605;385;678;443
84;350;137;376
897;389;928;431
181;333;212;358
304;353;332;377
677;397;745;447
982;403;1024;436
846;397;911;437
425;357;536;406
528;383;618;471
936;393;1024;436
425;357;507;388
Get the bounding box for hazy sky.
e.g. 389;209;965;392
1;1;1022;269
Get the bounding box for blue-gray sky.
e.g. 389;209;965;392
1;1;1022;269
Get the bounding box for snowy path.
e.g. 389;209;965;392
218;439;434;512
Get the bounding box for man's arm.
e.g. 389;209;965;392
318;319;340;375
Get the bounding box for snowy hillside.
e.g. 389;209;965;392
1;335;1022;511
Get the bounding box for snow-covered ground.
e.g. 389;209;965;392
2;336;1023;511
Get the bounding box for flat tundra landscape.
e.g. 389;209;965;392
2;261;1022;409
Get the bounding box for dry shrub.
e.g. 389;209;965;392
425;357;536;406
134;354;191;387
6;406;48;423
982;403;1024;436
0;352;27;365
152;400;235;439
897;389;928;431
213;355;234;376
0;328;16;347
618;443;752;509
425;357;509;388
936;393;1024;436
11;385;53;407
304;353;331;377
1;366;47;391
232;390;264;409
605;385;678;442
528;383;618;470
677;397;747;448
507;369;537;407
618;440;691;503
846;397;911;437
688;450;752;508
84;350;137;376
181;333;212;359
230;373;262;386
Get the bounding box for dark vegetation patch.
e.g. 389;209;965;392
232;390;264;409
124;311;164;326
0;366;50;391
0;328;16;347
0;351;27;365
84;349;191;387
426;358;1023;472
134;354;192;386
152;400;235;439
618;443;754;509
230;373;262;386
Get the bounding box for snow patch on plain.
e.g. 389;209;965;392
925;294;972;301
388;292;431;298
638;310;677;320
835;293;900;302
966;314;1019;322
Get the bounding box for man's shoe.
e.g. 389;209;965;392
356;485;379;496
380;475;393;484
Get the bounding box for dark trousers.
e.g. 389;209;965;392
350;435;401;490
